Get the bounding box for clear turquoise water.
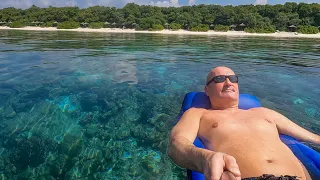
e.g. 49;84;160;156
0;30;319;179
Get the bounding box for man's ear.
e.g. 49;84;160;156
204;86;209;96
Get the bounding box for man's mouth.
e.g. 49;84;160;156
223;88;235;92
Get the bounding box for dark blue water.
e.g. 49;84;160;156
0;30;319;179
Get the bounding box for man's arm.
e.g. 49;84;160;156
168;108;241;180
265;108;320;145
167;108;211;172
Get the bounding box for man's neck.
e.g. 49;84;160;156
211;104;239;111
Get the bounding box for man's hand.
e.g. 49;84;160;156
202;152;241;180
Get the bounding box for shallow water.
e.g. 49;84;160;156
0;30;319;179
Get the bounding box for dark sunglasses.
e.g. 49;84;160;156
206;75;238;86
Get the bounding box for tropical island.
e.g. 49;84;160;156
0;2;320;37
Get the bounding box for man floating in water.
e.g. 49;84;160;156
168;66;319;180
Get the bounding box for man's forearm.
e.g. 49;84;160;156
303;133;320;145
168;135;213;172
314;134;320;145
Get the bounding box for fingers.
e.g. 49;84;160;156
204;152;241;180
220;171;236;180
210;153;225;180
223;154;241;177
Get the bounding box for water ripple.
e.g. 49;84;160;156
0;30;319;179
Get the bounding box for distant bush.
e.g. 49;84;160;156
134;25;144;31
169;23;181;31
41;21;54;27
244;28;255;33
138;18;162;30
214;25;229;32
9;21;25;28
191;24;209;32
57;21;80;29
103;23;111;28
149;24;164;31
89;22;104;29
297;25;319;34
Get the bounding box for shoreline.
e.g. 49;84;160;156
1;26;320;38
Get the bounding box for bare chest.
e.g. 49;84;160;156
198;110;278;147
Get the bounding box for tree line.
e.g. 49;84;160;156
0;2;319;33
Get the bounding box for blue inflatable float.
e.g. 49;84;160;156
177;92;320;180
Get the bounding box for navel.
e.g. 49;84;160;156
267;159;274;163
212;122;219;128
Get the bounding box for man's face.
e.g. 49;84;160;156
205;67;239;100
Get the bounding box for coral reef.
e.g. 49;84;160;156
0;31;318;180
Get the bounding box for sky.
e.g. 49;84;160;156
0;0;319;9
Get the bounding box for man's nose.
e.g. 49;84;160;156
224;77;232;85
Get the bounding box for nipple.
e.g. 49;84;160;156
212;123;219;128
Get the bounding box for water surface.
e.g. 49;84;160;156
0;30;319;179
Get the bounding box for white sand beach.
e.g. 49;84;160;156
1;26;320;38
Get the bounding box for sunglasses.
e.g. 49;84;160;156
206;75;238;86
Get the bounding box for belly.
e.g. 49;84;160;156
198;111;309;179
210;137;307;179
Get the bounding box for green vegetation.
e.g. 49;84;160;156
88;22;104;29
134;25;144;31
0;3;319;34
149;24;164;31
214;25;230;32
169;23;181;31
191;24;209;32
57;21;80;29
8;21;25;28
41;21;54;27
297;25;319;34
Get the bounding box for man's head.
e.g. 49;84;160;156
204;66;239;109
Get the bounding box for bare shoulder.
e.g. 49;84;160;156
249;107;276;114
183;107;207;116
187;107;207;112
171;108;207;142
249;107;285;121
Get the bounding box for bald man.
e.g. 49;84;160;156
168;66;319;180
